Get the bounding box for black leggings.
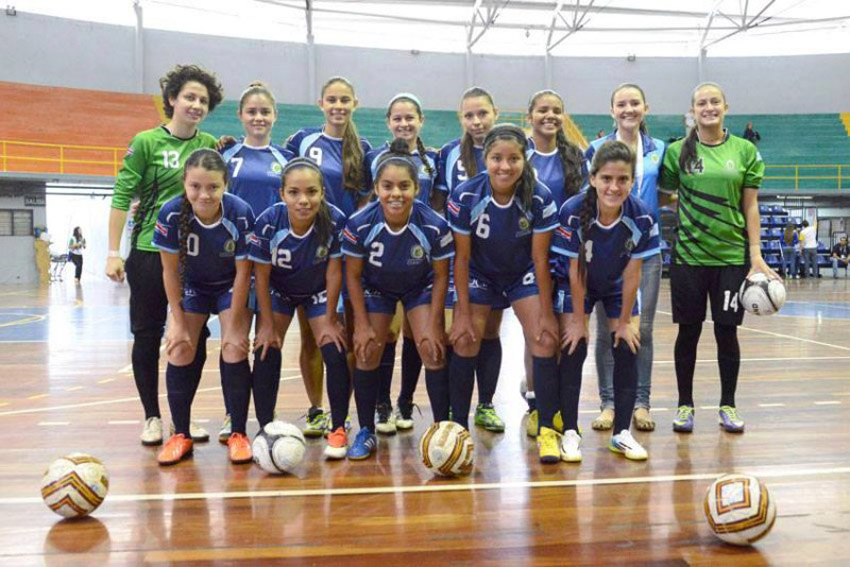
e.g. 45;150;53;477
675;322;740;407
69;254;83;280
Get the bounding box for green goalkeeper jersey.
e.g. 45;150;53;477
660;133;764;267
111;126;217;252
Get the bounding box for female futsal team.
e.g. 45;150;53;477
107;65;772;468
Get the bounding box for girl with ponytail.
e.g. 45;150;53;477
249;158;352;460
446;124;560;448
342;139;455;460
585;83;666;433
660;82;776;435
550;140;660;464
152;149;255;466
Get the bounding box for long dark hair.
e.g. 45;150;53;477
610;83;649;135
577;140;636;285
527;89;584;198
321;77;364;195
483;124;536;213
178;149;228;296
459;86;496;178
386;93;434;178
73;226;82;241
679;82;726;172
783;222;796;245
281;158;333;249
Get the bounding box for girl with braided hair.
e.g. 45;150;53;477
249;158;351;460
342;139;455;460
152;149;255;466
365;93;439;435
446;124;560;455
522;89;588;437
585;83;666;433
106;64;223;447
551;140;660;464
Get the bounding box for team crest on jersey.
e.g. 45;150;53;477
222;239;236;256
271;162;283;174
518;217;531;231
726;159;736;170
651;154;660;163
410;245;425;260
316;245;329;259
624;239;636;253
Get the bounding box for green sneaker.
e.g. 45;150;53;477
303;407;328;438
474;403;505;433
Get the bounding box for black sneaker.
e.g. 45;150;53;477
375;402;396;435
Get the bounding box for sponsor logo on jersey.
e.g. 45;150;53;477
154;221;168;237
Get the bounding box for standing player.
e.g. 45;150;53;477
447;124;560;440
68;227;86;283
586;84;666;433
152;149;255;465
661;82;775;434
286;76;372;436
523;89;586;436
551;140;660;463
365;93;439;435
250;158;351;459
217;82;294;442
436;87;506;433
343;140;454;460
105;65;223;446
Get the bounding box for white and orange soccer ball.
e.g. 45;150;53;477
703;473;776;545
40;453;109;518
419;421;474;478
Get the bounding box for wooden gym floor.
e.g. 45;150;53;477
0;275;848;566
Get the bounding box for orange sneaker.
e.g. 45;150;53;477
227;432;253;464
324;427;348;460
157;434;193;466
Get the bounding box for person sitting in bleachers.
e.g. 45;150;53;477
832;236;849;278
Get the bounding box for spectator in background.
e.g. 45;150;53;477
743;121;761;145
832;236;849;278
68;226;86;283
800;220;819;278
596;129;606;139
780;221;799;279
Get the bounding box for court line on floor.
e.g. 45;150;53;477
655;309;850;352
0;374;302;418
2;464;848;506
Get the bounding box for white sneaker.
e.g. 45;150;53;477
140;416;163;446
560;429;582;462
375;403;397;435
218;414;232;444
610;429;648;461
169;420;210;443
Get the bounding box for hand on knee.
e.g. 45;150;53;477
531;333;557;358
167;342;195;367
222;339;249;364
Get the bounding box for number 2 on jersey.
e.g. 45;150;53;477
369;242;384;267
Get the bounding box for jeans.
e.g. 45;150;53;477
594;253;661;410
833;258;849;277
781;248;797;278
802;248;819;278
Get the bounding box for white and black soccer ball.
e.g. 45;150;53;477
704;473;777;546
41;453;109;518
739;273;786;316
419;421;474;478
252;421;306;474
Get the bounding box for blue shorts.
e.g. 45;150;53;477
555;279;641;318
364;285;432;315
464;267;539;309
271;288;328;319
182;286;232;315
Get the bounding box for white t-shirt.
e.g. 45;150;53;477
800;225;818;250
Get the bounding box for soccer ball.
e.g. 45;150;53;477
739;273;786;316
40;453;109;518
419;421;474;478
252;421;306;474
703;473;777;546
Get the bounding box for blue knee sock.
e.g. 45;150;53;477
321;343;351;431
166;362;194;436
251;347;281;429
476;338;502;405
449;353;476;430
533;355;559;431
611;337;638;433
378;342;395;407
353;368;378;431
399;337;422;403
559;340;587;432
221;359;252;435
425;366;450;422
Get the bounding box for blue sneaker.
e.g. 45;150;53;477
718;406;745;433
673;405;695;433
347;428;377;460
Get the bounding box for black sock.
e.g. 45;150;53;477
219;354;233;417
321;343;351;430
378;342;395;407
353;368;378;431
132;333;163;419
166;362;194;436
533;355;558;431
399;337;422;403
714;324;740;407
221;359;252;435
611;337;638;433
559;341;588;432
425;366;450;422
252;347;281;429
476;338;502;405
674;322;702;407
449;353;476;430
190;325;209;399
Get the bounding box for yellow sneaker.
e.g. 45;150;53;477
526;409;539;438
537;426;561;464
